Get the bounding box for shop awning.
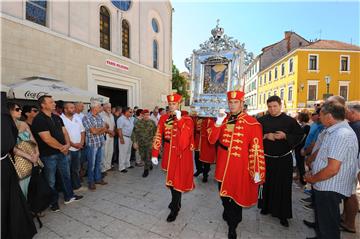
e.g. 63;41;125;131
7;77;109;103
1;84;10;95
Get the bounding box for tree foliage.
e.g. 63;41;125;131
171;64;189;99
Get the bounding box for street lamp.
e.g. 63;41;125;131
324;75;332;99
325;75;331;94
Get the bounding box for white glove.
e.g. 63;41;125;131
151;157;159;165
175;110;182;120
254;172;261;183
216;109;226;125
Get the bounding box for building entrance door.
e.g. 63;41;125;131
98;85;128;107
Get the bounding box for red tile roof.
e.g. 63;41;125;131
303;40;360;51
261;32;309;51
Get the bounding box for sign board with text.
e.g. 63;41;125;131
106;59;129;71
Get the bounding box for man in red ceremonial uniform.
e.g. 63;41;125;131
208;90;266;239
192;114;202;176
198;117;216;182
192;115;216;182
151;93;195;222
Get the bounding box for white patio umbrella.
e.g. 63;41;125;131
1;84;10;96
8;77;109;103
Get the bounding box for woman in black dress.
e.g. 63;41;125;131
1;92;37;239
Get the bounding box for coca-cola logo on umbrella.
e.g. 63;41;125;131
24;91;49;99
90;97;105;103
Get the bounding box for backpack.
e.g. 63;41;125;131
27;165;52;228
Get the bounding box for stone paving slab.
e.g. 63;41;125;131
34;164;359;239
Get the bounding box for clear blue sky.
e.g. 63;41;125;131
172;1;360;72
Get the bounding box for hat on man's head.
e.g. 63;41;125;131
227;90;245;101
167;93;182;103
142;109;150;114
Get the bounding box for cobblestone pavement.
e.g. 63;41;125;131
34;164;359;239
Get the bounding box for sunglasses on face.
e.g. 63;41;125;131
14;107;22;112
314;104;320;106
32;109;38;113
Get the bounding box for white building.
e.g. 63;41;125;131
244;56;259;110
1;0;173;108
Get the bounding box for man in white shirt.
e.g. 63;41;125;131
61;102;85;190
74;101;87;179
74;102;85;121
150;106;160;126
117;107;134;173
99;103;116;173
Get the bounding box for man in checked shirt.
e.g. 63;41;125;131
305;102;358;239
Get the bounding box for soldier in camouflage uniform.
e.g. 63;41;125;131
131;109;157;177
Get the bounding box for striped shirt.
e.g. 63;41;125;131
312;129;326;153
82;112;106;148
312;121;359;197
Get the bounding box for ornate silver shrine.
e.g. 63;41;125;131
185;20;253;117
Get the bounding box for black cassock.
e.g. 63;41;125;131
1;92;37;239
258;113;304;220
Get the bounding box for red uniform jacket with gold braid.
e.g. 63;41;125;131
208;113;265;207
199;117;216;164
152;113;195;192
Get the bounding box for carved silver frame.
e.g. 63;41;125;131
185;20;253;106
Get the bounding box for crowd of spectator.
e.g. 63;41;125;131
1;92;359;239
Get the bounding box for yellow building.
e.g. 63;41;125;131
257;40;360;112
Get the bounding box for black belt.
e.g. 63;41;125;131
265;151;292;158
164;139;170;143
124;135;131;138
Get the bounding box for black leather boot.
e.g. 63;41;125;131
228;226;237;239
142;169;149;178
166;209;179;222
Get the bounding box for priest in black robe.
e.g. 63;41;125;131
258;95;304;227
